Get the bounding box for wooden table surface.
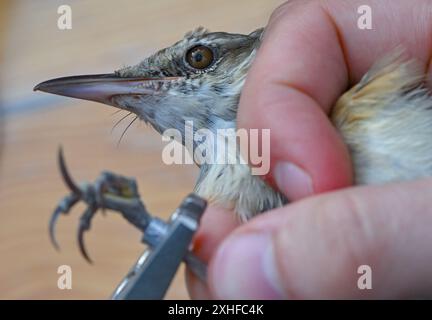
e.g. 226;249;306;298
0;0;284;299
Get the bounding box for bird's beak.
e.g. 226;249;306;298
34;74;178;106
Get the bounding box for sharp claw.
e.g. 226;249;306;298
77;205;97;264
78;225;93;264
58;146;82;196
49;194;80;252
49;207;63;251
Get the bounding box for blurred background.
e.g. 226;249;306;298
0;0;284;299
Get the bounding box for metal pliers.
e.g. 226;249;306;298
111;194;207;299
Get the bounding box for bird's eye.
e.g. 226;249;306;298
185;45;214;70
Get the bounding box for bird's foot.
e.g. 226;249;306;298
51;148;151;263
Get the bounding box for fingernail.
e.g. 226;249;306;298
273;162;313;200
210;233;284;299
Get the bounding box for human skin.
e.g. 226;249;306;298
186;0;432;299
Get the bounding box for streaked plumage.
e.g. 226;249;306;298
332;52;432;185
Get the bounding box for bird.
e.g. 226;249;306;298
34;27;432;222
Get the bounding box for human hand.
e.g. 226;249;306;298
187;0;432;299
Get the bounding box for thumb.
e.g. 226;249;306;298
238;1;352;201
208;179;432;299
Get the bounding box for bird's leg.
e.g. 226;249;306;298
50;149;152;262
52;149;208;283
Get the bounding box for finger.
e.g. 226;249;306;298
238;0;432;200
239;0;351;200
186;205;239;299
208;178;432;299
322;0;432;84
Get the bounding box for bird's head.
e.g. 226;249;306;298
34;28;263;136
